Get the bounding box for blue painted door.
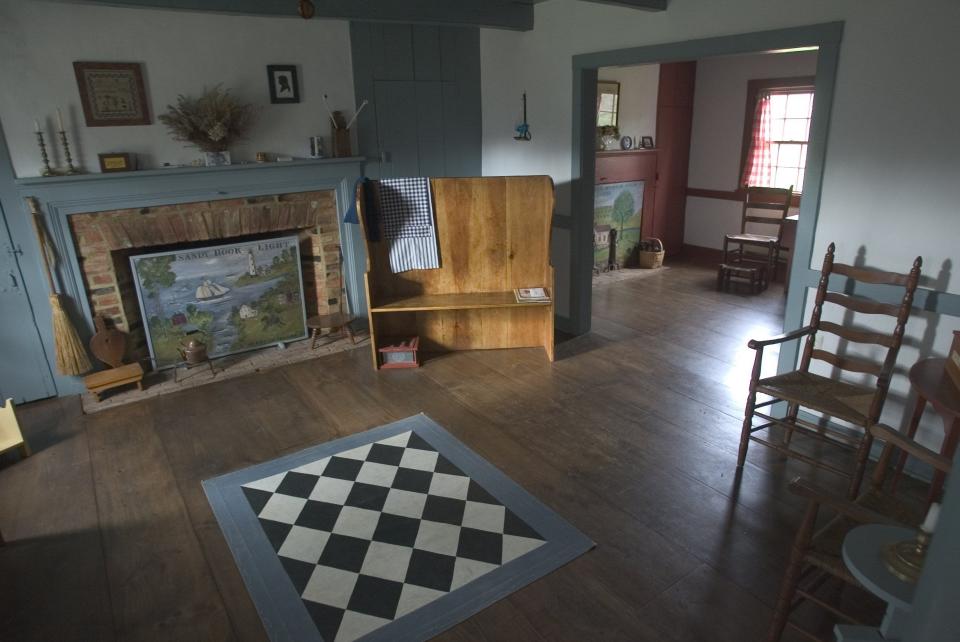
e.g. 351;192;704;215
0;202;56;402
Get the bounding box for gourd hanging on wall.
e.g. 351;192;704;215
514;92;532;141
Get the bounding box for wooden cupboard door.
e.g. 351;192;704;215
654;62;696;255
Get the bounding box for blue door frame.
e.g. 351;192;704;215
569;22;844;377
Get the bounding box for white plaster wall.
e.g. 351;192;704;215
480;0;960;296
597;63;659;146
684;51;817;250
0;1;356;176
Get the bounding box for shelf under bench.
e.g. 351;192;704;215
370;291;552;313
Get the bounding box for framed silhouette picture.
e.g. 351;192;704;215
267;65;300;104
73;61;150;127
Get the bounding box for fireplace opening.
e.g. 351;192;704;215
68;190;341;369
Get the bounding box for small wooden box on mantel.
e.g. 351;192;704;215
946;330;960;390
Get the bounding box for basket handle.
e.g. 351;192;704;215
642;237;664;253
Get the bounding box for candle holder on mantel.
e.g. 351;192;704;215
35;131;54;177
58;129;81;175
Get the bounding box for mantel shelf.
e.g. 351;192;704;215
370;291;552;313
15;156;365;187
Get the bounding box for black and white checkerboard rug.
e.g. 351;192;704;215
204;415;593;642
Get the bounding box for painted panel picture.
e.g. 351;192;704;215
594;181;644;269
131;236;307;369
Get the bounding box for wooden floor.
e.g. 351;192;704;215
1;260;881;641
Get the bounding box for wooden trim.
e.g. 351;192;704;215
686;186;801;208
738;75;816;188
679;244;723;264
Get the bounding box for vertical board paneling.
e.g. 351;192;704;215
373;24;415;80
374;81;421;178
416;82;446;176
413;26;442;81
0;126;57;402
351;21;481;179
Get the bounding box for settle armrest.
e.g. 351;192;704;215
870;423;954;474
748;325;815;350
788;477;900;526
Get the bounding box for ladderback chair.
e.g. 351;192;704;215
766;423;951;642
737;243;922;499
722;185;793;281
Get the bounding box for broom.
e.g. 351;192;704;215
26;197;92;376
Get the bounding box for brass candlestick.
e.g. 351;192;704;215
882;529;930;583
58;129;80;175
36;131;54;177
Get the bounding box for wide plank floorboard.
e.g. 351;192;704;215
1;260;880;641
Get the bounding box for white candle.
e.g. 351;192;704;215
56;108;65;132
921;502;940;533
34;119;40;133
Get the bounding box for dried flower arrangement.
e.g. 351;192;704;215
159;85;257;153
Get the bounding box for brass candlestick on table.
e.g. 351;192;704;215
58;129;80;175
35;131;54;177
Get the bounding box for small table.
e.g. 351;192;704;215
308;312;356;349
836;524;916;641
893;358;960;503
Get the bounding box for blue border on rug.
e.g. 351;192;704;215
202;414;595;642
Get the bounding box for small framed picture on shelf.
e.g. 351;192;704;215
267;65;299;104
73;61;151;127
98;152;135;173
641;136;655;149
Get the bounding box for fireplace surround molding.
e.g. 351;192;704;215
13;157;366;395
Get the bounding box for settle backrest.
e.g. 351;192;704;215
357;176;555;303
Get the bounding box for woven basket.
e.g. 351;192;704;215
637;238;665;269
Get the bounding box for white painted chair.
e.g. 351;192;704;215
0;397;30;546
0;398;30;460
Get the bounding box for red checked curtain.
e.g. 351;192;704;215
741;92;773;187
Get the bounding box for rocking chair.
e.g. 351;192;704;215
766;423;952;641
737;243;922;499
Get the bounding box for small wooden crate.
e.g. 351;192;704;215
378;336;420;370
637;238;665;269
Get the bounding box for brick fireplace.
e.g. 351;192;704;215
68;190;342;364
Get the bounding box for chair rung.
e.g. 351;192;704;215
784;621;833;642
749;421;774;434
753;398;777;409
748;436;853;478
795;589;863;625
752;411;862;449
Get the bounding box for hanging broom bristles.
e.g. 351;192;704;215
49;293;91;376
26;196;93;377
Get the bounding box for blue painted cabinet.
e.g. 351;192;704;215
0;202;56;402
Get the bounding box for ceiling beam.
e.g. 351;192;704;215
577;0;667;11
51;0;535;31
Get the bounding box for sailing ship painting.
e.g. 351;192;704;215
130;236;308;369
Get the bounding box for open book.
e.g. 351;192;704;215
514;287;551;303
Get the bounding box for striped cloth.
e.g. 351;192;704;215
378;177;440;273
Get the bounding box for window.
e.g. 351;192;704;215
596;81;620;127
740;77;815;193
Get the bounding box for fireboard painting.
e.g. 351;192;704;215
130;236;308;369
593;180;644;269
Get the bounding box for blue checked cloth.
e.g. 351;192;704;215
378;177;440;273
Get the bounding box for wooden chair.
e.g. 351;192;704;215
0;397;30;460
766;423;952;642
721;185;793;283
737;243;922;499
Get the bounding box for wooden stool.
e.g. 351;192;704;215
308;312;356;349
717;262;767;294
892;357;960;503
84;362;145;401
